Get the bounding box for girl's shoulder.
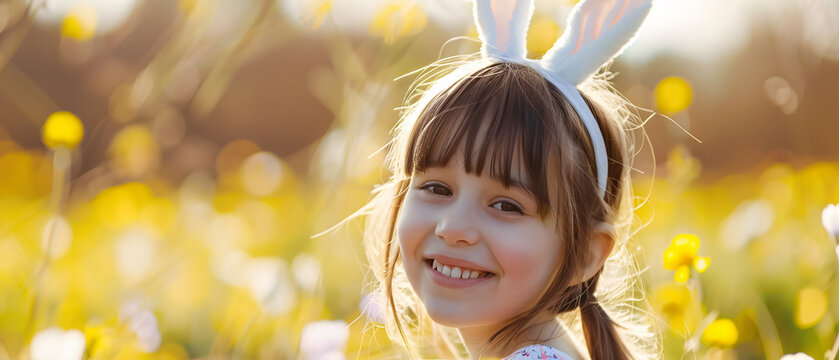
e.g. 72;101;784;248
503;344;576;360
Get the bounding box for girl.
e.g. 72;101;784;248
354;0;660;358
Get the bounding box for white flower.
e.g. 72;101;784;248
780;353;814;360
30;327;85;360
119;301;162;353
720;199;774;249
359;292;385;324
130;309;162;352
823;203;839;238
299;320;349;360
292;253;322;293
247;257;297;315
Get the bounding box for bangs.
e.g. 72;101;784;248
404;63;564;217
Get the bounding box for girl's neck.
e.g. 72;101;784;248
457;313;585;359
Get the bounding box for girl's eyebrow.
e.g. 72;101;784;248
503;177;535;197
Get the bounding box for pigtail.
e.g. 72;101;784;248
580;277;632;360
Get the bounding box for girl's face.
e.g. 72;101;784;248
396;153;562;329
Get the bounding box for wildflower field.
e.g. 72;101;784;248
1;0;838;359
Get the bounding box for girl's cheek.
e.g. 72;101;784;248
490;225;559;283
395;194;430;255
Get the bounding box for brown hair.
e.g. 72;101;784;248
354;58;659;359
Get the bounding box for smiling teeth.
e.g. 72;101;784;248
432;259;485;279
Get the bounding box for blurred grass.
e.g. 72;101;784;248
2;135;837;359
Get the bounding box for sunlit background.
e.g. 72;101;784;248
0;0;838;359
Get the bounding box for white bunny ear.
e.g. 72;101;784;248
541;0;653;85
473;0;535;60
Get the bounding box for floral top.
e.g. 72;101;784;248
504;344;575;360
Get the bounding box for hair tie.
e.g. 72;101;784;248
472;0;653;198
580;292;600;316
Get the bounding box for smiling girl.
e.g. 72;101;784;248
353;0;661;359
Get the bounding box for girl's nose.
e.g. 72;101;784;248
434;199;480;246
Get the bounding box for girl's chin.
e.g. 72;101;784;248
425;313;475;328
422;301;496;329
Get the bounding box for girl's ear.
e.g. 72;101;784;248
541;0;654;85
580;222;615;283
473;0;535;59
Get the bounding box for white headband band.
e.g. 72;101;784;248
473;0;653;198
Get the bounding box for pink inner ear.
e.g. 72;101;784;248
490;0;516;52
588;0;615;41
610;0;631;28
571;14;589;56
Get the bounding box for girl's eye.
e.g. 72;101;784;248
492;201;524;215
418;183;524;214
419;183;451;196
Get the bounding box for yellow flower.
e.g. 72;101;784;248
61;4;97;41
42;111;84;150
654;76;692;115
702;318;738;348
794;286;827;329
654;283;689;316
370;2;427;44
662;233;710;283
93;182;155;228
652;282;702;337
84;324;116;357
673;265;690;283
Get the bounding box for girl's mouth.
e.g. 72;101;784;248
426;259;494;279
423;259;495;289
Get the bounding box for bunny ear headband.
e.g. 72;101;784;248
473;0;653;198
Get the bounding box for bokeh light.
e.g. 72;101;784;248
526;14;560;58
654;76;693;115
108;125;160;177
240;151;283;197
